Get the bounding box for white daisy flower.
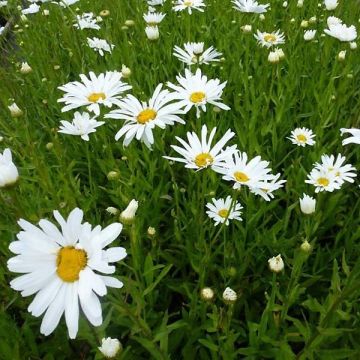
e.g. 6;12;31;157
148;0;165;5
340;128;360;145
0;26;4;36
7;208;127;339
74;13;100;30
57;0;79;7
105;84;185;148
143;11;166;25
0;148;19;187
324;0;338;11
145;25;160;40
163;124;237;171
305;168;340;192
287;127;316;147
87;37;114;56
315;154;357;185
58;112;105;141
299;194;316;214
254;30;285;48
22;3;40;14
206;196;243;226
58;71;131;116
167;68;230;118
0;1;8;8
249;173;286;201
232;0;269;13
304;30;317;41
173;42;222;65
215;151;274;190
172;0;206;14
324;17;357;42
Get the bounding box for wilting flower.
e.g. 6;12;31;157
87;37;114;56
0;148;19;187
287;127;316;147
120;199;139;223
167;68;230;118
299;194;316;214
222;287;237;303
98;337;122;358
340;128;360;145
173;42;222;65
105;84;185;148
163;124;237;171
7;208;127;338
324;16;357;42
206;196;243;226
58;71;131;115
58;112;105;141
232;0;269;13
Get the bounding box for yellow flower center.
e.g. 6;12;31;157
137;109;157;124
194;153;214;168
234;171;250;183
56;246;87;282
264;34;277;43
218;209;229;218
190;91;206;104
87;92;106;103
317;177;330;187
184;0;193;6
296;134;307;142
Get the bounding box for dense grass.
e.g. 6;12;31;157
1;0;360;359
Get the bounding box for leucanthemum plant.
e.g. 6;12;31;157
7;208;127;339
172;0;206;14
58;71;131;116
105;84;185;148
173;42;222;66
254;30;285;48
232;0;269;14
287;127;316;147
163;124;237;170
87;37;114;56
206;196;243;226
58;112;105;141
167;68;230;118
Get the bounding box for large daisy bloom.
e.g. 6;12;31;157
58;111;105;141
340;128;360;145
324;17;357;42
7;208;127;339
172;0;206;14
232;0;269;13
105;84;185;148
206;196;243;226
215;151;274;190
254;30;285;48
173;42;222;65
287;127;316;147
167;68;230;118
0;148;19;187
58;71;132;116
163;124;237;171
305;168;340;192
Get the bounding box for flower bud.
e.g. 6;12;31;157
268;254;284;273
145;26;159;40
201;287;215;301
222;287;237;303
106;207;119;215
0;148;19;188
300;240;312;253
20;62;32;74
98;337;122;358
120;199;138;224
107;171;120;180
8;103;23;118
121;64;131;78
299;194;316;214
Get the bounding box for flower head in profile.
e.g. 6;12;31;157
98;337;122;358
254;30;285;48
340;128;360;145
105;84;185;148
167;68;230;118
268;254;284;273
74;12;100;30
120;199;139;224
324;0;338;11
163;124;237;171
172;0;206;14
304;30;316;41
87;37;114;56
232;0;269;13
206;196;243;226
249;173;286;201
7;208;127;339
299;194;316;214
58;112;105;141
143;11;166;26
324;17;357;42
0;148;19;187
58;71;131;116
287;127;316;147
173;42;222;65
